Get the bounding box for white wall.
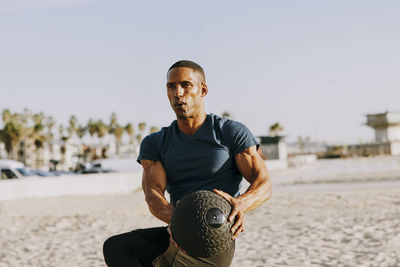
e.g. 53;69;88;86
265;159;288;170
278;142;288;160
288;154;317;167
388;126;400;141
0;172;142;200
1;156;294;200
390;142;400;155
387;112;400;124
375;128;388;142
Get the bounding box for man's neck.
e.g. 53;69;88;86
177;112;207;136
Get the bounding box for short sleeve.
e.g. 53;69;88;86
137;132;162;164
222;120;259;156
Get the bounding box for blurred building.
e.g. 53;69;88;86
258;136;288;170
328;111;400;157
258;136;287;160
287;141;328;156
366;111;400;143
362;111;400;155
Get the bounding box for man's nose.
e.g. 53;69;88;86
174;85;184;98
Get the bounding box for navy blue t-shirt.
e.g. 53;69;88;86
137;113;259;206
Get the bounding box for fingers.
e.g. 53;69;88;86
213;189;231;202
166;225;172;235
213;189;235;221
227;202;238;222
231;210;243;232
232;221;244;240
167;225;178;248
213;189;245;239
171;238;187;254
170;238;179;249
231;211;244;239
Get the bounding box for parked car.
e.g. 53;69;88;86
35;170;79;176
0;160;38;179
32;169;59;177
80;162;115;174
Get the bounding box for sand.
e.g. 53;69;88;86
1;157;400;267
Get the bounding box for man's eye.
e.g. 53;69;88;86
182;82;191;88
167;84;175;90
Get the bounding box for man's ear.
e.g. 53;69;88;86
201;83;208;97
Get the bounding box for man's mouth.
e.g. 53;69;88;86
174;101;186;107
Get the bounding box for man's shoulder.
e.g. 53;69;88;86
137;121;177;163
142;120;176;144
209;113;258;154
209;113;249;133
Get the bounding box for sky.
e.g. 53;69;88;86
1;0;399;144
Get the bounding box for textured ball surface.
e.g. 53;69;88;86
170;190;233;258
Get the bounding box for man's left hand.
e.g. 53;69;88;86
213;189;245;240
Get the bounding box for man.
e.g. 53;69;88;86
103;60;272;267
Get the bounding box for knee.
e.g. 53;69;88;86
103;235;121;262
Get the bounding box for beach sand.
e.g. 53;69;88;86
1;157;400;267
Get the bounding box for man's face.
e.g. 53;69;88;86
166;67;207;119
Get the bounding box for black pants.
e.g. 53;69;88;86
103;227;235;267
103;227;170;267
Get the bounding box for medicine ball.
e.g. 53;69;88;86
169;190;233;258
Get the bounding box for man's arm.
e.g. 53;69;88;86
214;145;272;239
141;159;173;224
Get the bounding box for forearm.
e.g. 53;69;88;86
216;146;271;239
141;160;173;224
237;176;272;212
145;188;173;224
234;146;272;213
214;172;272;240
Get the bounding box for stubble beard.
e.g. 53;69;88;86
173;104;190;120
176;111;189;120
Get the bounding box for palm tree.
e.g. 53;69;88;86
221;111;231;119
108;112;121;156
0;110;12;157
138;122;146;132
18;109;36;163
76;125;86;141
45;116;56;160
46;116;56;134
86;119;99;160
75;125;87;162
269;122;283;137
2;109;11;123
87;119;97;140
114;125;125;156
96;120;108;139
109;112;118;133
21;108;31;125
68;115;78;138
137;122;146;144
125;123;134;144
0;111;30;160
96;120;109;159
150;126;159;133
136;133;143;144
58;124;71;169
0;121;16;159
60;135;70;167
124;122;135;157
31;112;46;168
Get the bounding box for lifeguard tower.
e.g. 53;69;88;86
365;111;400;155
